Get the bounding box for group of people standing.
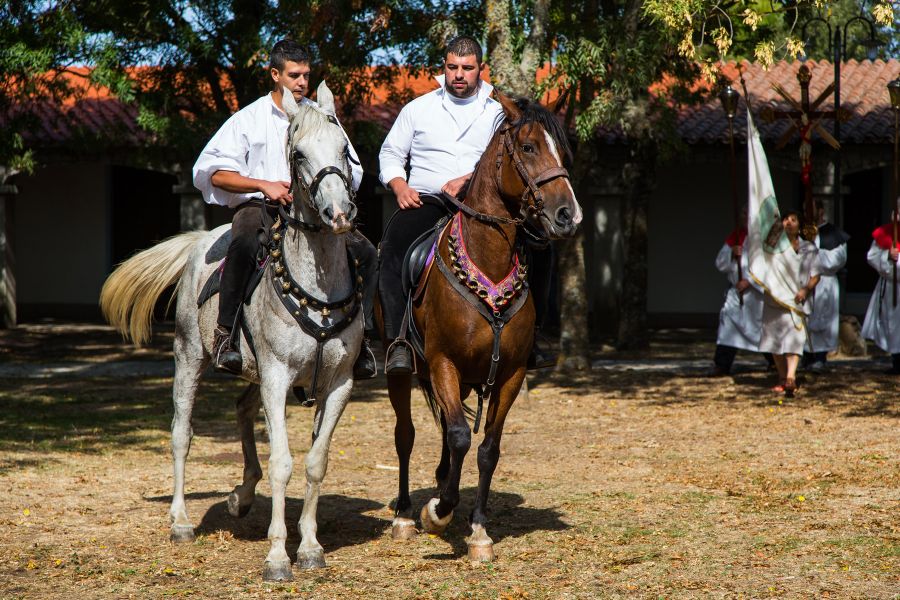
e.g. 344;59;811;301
712;199;900;396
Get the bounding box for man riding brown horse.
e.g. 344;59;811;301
377;35;555;374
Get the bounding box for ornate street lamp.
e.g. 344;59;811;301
888;76;900;305
800;12;884;228
719;83;743;305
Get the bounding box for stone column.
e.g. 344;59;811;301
0;181;18;328
172;164;207;231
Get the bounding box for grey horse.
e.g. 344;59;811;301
100;82;362;581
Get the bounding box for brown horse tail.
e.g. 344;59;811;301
419;379;477;428
99;231;208;347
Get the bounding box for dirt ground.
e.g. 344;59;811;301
0;322;897;599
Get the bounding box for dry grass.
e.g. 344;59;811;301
0;325;897;599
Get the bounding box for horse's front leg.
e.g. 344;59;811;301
467;368;526;562
296;374;353;569
227;383;262;518
258;367;294;582
387;372;417;540
420;358;468;536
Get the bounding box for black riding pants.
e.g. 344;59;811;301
218;202;378;333
378;197;450;340
377;195;553;340
218;202;275;329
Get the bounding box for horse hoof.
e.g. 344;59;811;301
226;492;252;518
391;517;418;541
468;542;495;562
263;559;293;581
169;525;195;544
420;498;452;535
297;549;326;570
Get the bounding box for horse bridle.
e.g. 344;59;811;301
283;119;358;231
497;124;570;222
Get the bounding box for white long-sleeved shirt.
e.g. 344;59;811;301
378;75;505;195
193;93;363;208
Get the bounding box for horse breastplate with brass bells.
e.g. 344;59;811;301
444;212;527;315
267;217;362;406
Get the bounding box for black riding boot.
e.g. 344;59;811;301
378;199;448;374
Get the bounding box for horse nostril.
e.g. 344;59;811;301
324;207;334;221
555;206;571;228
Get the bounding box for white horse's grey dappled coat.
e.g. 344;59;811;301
100;82;362;581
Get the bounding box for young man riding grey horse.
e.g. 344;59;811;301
378;35;555;373
193;39;377;379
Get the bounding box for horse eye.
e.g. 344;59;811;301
522;143;535;154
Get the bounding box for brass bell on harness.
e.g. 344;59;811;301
502;289;515;299
477;288;489;299
273;232;282;242
300;298;308;306
274;265;285;277
282;281;291;292
322;307;331;317
513;281;523;291
271;249;282;259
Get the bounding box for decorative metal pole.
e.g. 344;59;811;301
719;84;742;306
888;76;900;306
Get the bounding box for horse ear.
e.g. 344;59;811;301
547;88;570;115
282;87;301;119
316;80;336;115
493;89;522;122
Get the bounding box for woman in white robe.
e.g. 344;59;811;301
861;224;900;372
754;211;822;397
804;220;848;369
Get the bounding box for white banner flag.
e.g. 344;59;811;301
746;108;809;316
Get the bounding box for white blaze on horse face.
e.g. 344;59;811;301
542;130;583;225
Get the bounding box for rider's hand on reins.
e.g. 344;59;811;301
259;180;293;205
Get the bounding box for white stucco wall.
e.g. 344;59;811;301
12;162;110;305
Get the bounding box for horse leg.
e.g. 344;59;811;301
169;336;206;543
227;383;262;518
420;359;467;536
467;369;526;562
434;410;450;490
296;376;353;568
387;372;416;540
258;369;294;582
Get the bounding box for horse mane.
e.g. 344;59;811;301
288;102;334;145
508;97;572;162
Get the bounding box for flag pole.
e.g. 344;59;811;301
720;82;743;306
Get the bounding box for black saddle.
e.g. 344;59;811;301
401;217;446;298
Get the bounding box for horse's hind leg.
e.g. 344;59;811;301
467;369;526;562
296;376;353;568
227;383;262;518
387;372;417;540
169;336;207;543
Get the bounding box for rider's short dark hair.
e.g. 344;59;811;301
270;39;310;71
445;36;483;64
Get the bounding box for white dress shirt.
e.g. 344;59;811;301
194;93;362;208
378;75;505;195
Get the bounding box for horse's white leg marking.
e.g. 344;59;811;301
296;373;353;569
169;335;206;543
543;130;583;225
227;384;263;518
259;366;294;581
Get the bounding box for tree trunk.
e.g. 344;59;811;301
616;136;655;350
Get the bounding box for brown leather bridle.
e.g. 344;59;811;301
498;125;571;222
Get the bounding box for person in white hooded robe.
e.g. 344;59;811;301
861;220;900;373
804;200;849;372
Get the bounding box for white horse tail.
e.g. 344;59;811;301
100;231;208;346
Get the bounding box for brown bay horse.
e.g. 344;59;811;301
381;92;582;561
